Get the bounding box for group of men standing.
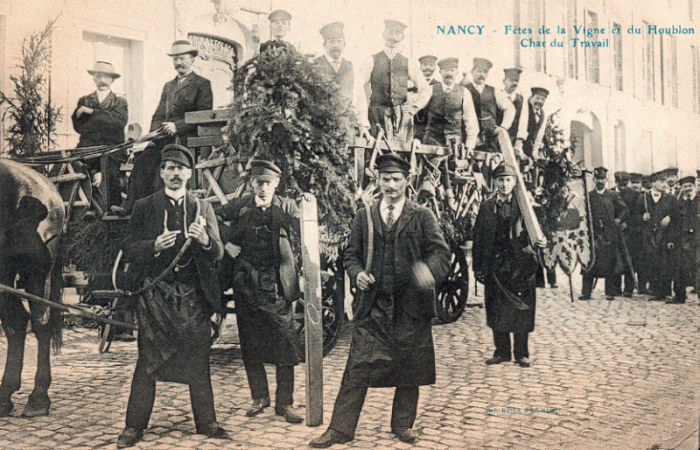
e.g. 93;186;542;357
581;167;700;304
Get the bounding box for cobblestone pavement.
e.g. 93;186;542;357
0;275;698;450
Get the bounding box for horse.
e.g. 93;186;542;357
0;158;65;417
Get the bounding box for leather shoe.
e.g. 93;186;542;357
392;427;417;443
515;357;531;367
275;404;303;423
246;397;270;417
605;295;615;301
622;292;633;298
197;422;230;439
117;427;143;448
309;429;353;448
485;355;510;365
578;295;591;300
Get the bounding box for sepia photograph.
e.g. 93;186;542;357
0;0;698;448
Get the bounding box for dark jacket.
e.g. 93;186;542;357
150;72;213;145
124;190;224;312
344;199;450;320
313;55;355;102
71;91;128;147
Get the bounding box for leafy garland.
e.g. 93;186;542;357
227;43;357;256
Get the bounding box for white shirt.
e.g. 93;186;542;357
517;97;547;153
379;197;406;226
96;89;111;104
651;190;662;203
439;81;479;150
165;187;187;203
324;54;342;73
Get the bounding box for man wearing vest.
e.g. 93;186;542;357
461;57;515;152
498;68;524;145
260;9;295;53
218;160;304;424
314;22;355;104
413;55;440;142
355;20;431;141
309;154;450;448
515;87;549;161
423;57;478;152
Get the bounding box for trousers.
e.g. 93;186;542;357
245;363;294;406
492;329;529;360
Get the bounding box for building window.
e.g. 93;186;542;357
585;10;600;83
692;45;700;113
643;21;655;101
613;22;623;91
567;0;578;79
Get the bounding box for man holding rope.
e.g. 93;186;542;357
117;144;227;448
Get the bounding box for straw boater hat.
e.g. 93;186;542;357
167;40;198;57
87;61;120;79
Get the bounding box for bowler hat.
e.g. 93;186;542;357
269;9;292;22
503;68;522;80
384;19;407;32
593;167;608;179
168;40;198;57
87;61;121;79
320;22;344;40
437;57;459;70
472;57;492;70
531;87;549;97
161;144;194;169
376;154;410;174
250;160;282;180
418;55;438;65
492;163;517;178
679;176;696;186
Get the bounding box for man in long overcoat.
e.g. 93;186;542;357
120;40;213;213
117;144;227;448
309;154;450;448
218;160;303;423
579;167;629;300
668;175;699;303
613;171;640;297
472;163;546;367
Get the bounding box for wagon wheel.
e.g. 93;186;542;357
435;240;469;324
294;256;345;359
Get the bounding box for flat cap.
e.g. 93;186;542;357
492;163;518;178
168;40;198;57
614;171;630;182
269;9;292;22
418;55;438;64
376;154;410;174
650;171;665;182
249;159;282;180
503;68;522;80
593;167;608;179
437;57;459;70
161;144;194;169
531;87;549;97
629;172;643;183
472;57;493;70
679;176;696;186
384;19;407;32
661;167;679;177
320;22;344;40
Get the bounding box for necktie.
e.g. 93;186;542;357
386;204;394;227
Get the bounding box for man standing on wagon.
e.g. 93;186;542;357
218;160;304;424
117;144;227;448
309;154;450;447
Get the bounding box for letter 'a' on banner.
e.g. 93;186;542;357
300;194;323;426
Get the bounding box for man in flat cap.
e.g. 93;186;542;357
412;55;440;142
117;144;227;448
472;162;547;368
310;154;450;448
635;171;678;300
460;57;515;152
422;57;478;152
514;87;549;161
120;40;213;214
629;173;643;192
612;171;641;297
259;9;295;53
669;175;699;303
218;160;304;424
355;19;431;141
71;61;129;209
499;68;524;145
578;167;629;300
314;22;355;103
663;167;679;196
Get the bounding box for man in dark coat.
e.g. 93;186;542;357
314;22;354;104
117;144;227;448
636;171;678;300
667;176;699;303
310;154;450;448
120;40;213;213
472;163;547;368
579;167;629;300
71;61;128;208
218;160;303;424
612;171;640;297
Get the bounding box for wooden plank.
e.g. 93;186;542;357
197;125;225;136
185;109;233;124
48;173;87;182
187;135;224;148
195;155;246;170
300;194;323;427
349;137;450;156
202;168;229;206
496;129;546;244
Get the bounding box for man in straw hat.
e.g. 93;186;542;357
309;154;450;447
355;19;431;141
117;144;227;448
71;61;129;208
119;40;212;214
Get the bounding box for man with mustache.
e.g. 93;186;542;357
118;40;213;214
412;55;439;142
71;61;128;209
355;19;431;141
668;175;699;303
313;22;355;104
514;87;549;160
499;68;524;145
461;58;515;152
422;57;478;151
